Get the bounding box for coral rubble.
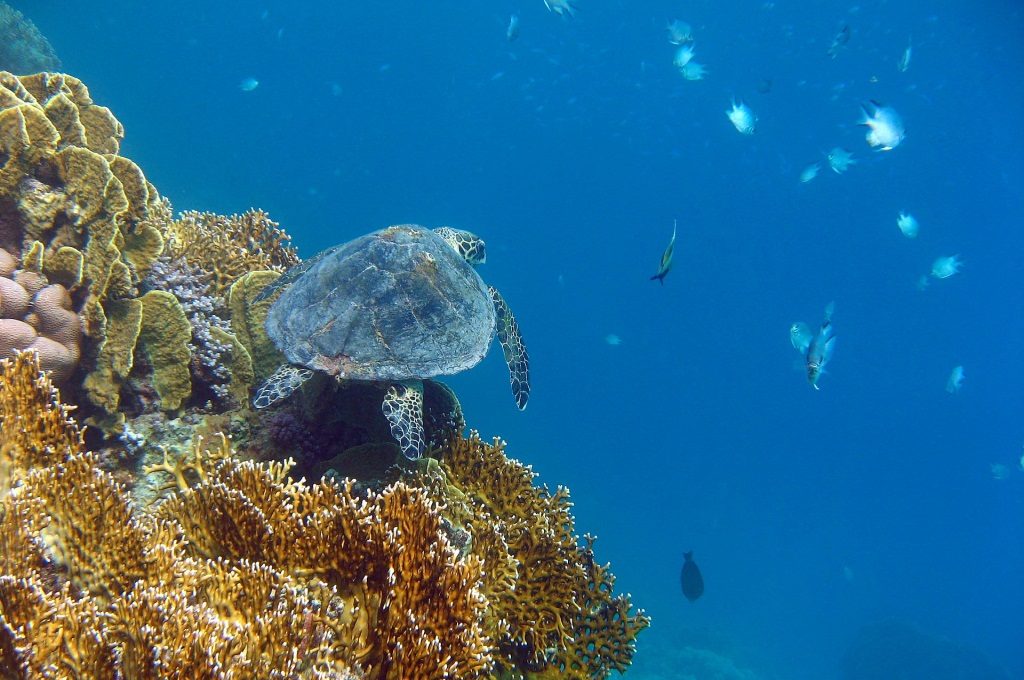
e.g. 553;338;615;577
0;72;648;679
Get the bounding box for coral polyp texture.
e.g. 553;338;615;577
420;434;651;678
164;209;299;296
0;353;647;678
0;73;648;679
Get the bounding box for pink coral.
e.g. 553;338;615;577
0;248;81;381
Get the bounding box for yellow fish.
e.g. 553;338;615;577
650;220;677;285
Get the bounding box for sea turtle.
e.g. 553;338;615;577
252;224;530;459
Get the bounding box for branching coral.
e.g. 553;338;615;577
1;354;495;679
0;355;362;677
165;209;299;296
0;351;81;498
150;436;493;678
422;433;650;678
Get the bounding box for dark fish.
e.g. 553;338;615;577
680;551;704;602
650;220;677;285
828;24;850;59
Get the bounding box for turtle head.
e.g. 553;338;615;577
433;226;487;265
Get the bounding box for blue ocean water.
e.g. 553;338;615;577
22;0;1023;677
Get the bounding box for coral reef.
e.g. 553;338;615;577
0;70;178;423
0;246;81;381
1;354;648;678
0;72;648;679
165;209;298;296
0;3;60;74
416;434;650;678
1;353;473;677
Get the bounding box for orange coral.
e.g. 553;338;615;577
0;355;364;678
151;436;493;678
0;351;81;498
425;433;650;678
165;209;299;295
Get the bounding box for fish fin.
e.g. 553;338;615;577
824;300;835;320
684;550;693;560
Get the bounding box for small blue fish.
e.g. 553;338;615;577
805;301;836;389
239;77;260;92
650;220;677;285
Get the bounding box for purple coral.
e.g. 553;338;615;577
145;256;233;403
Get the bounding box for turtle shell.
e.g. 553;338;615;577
264;224;496;382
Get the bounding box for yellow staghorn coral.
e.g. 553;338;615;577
0;576;118;677
422;433;650;678
165;209;299;296
0;350;81;498
0;360;381;678
1;286;646;678
150;435;494;678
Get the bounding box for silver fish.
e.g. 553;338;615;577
650;220;677;285
897;37;912;72
805;302;836;389
507;14;520;42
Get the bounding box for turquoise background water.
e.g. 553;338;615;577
20;0;1023;677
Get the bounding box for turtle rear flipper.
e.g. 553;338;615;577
382;380;425;459
253;364;314;409
489;287;530;410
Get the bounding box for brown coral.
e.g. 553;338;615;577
0;351;81;499
151;437;493;678
165;209;299;296
0;71;181;419
1;354;492;679
422;433;650;678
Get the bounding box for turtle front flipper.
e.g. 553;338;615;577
382;380;426;459
489;287;530;410
252;364;314;409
